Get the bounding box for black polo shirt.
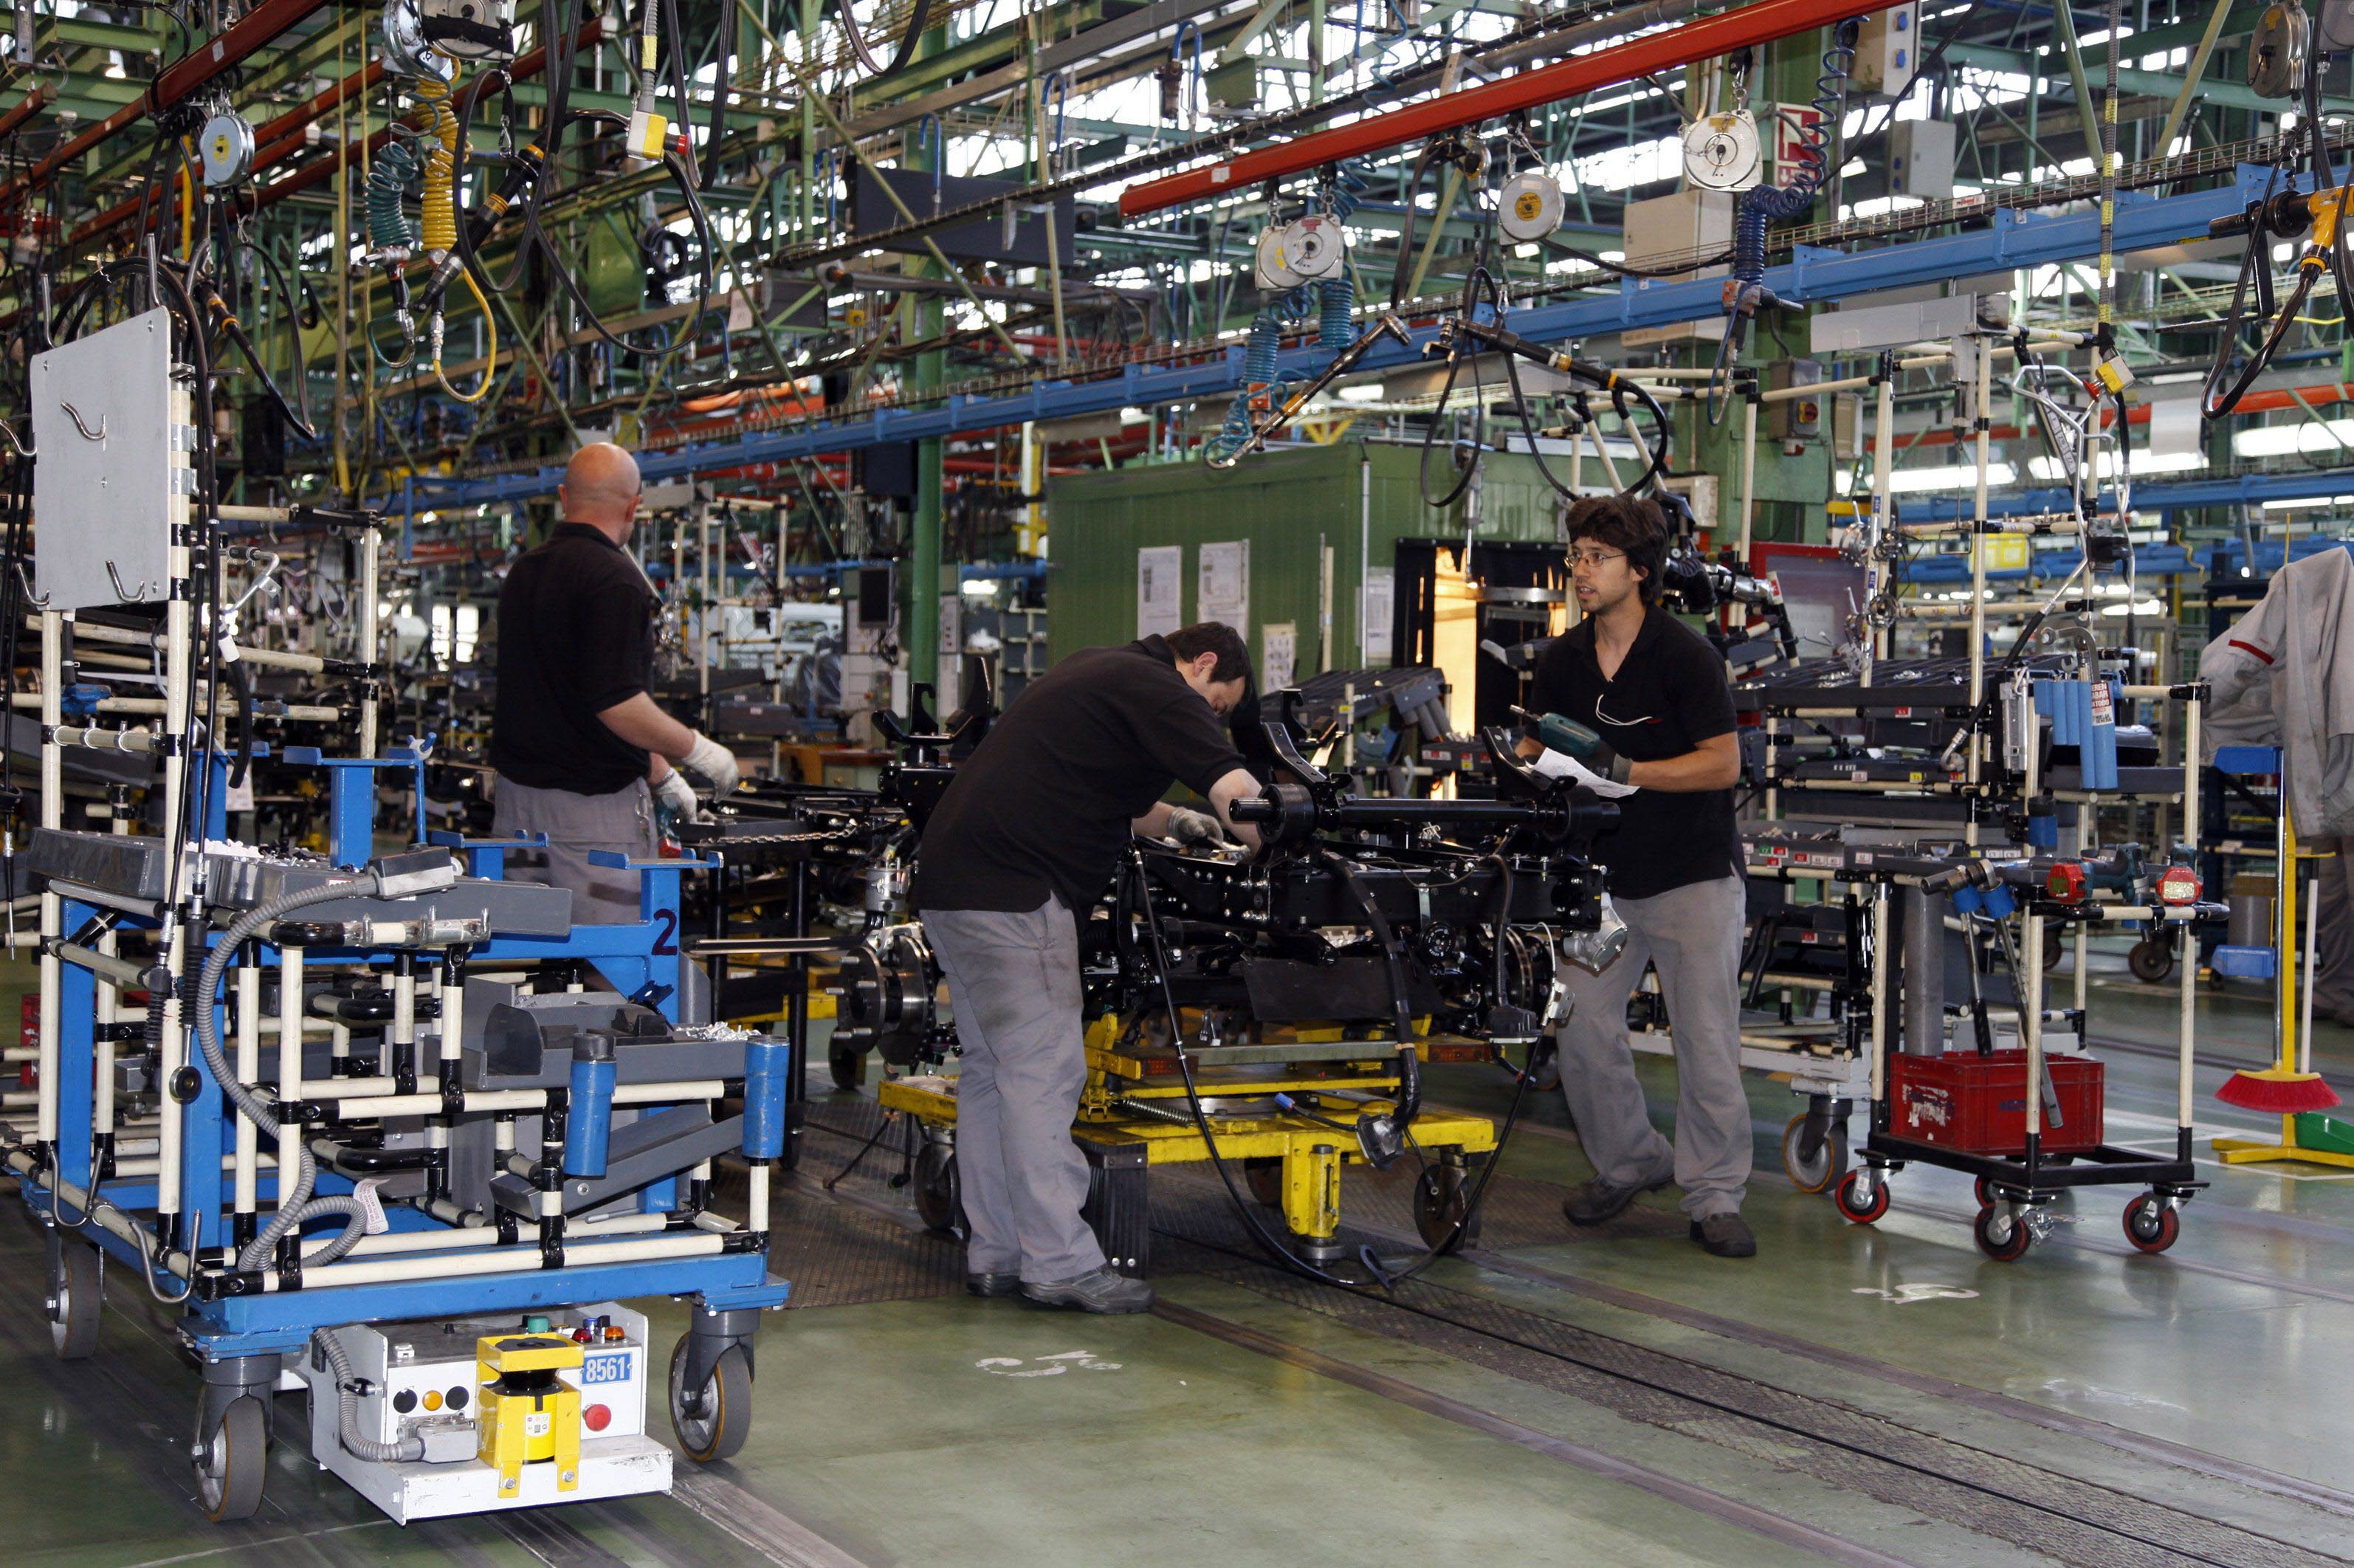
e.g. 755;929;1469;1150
1527;606;1740;900
914;636;1247;915
489;523;658;797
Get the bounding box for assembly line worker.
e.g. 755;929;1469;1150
489;441;743;920
1518;494;1755;1259
912;622;1263;1313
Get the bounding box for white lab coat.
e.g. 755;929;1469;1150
2200;546;2354;839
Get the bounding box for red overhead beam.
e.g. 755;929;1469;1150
1119;0;1887;217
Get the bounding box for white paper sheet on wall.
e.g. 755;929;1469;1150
1262;623;1297;690
1138;545;1183;636
1363;568;1395;663
1199;539;1250;632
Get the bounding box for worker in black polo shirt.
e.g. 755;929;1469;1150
1517;495;1755;1259
489;442;741;921
913;622;1262;1313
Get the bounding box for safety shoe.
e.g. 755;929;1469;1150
1561;1171;1673;1227
1689;1213;1758;1258
966;1271;1022;1299
1021;1265;1155;1314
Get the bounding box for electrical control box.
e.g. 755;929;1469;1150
1854;3;1923;95
1769;360;1825;441
1621;190;1732;345
300;1301;667;1522
1890;120;1958;199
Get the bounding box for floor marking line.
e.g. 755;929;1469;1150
117;1519;391;1567
1153;1299;1928;1568
668;1468;875;1568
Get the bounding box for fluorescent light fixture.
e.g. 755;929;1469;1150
2236;419;2354;457
1887;462;2018;492
2262;494;2354;509
1335;384;1384;402
2026;450;2204;480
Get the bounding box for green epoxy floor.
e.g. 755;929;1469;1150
10;957;2354;1566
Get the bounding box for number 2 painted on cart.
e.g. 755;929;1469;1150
651;908;678;955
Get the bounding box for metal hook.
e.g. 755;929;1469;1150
15;563;46;611
0;418;34;458
104;561;157;603
59;402;105;441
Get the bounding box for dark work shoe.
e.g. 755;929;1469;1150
1020;1266;1155;1313
966;1271;1022;1298
1562;1172;1673;1227
1690;1213;1758;1258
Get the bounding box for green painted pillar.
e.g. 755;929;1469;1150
907;19;949;693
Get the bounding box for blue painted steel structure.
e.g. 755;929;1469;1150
390;170;2271;521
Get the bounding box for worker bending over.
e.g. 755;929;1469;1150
490;441;742;920
1519;495;1754;1259
913;622;1262;1313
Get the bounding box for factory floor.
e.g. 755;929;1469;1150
8;957;2354;1566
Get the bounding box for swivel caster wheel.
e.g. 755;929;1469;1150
1781;1113;1850;1194
193;1397;268;1522
828;1042;867;1091
2124;1192;2181;1254
2127;938;2175;984
1413;1163;1483;1253
1973;1203;2034;1262
913;1140;965;1235
1243;1157;1282;1208
668;1338;753;1464
47;1232;101;1361
1833;1169;1890;1225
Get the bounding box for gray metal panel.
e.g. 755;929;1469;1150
32;309;178;611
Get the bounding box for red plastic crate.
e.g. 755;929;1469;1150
1887;1049;2104;1157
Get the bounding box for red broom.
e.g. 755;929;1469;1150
2219;858;2341;1113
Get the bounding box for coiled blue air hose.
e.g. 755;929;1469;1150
1205;163;1370;463
368;140;420;255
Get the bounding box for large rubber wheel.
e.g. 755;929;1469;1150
1413;1164;1483;1253
667;1338;752;1464
1781;1113;1850;1195
912;1140;963;1234
2127;938;2175;984
50;1238;101;1361
195;1397;268;1523
828;1042;867;1091
1973;1203;2034;1262
1833;1169;1890;1225
1243;1157;1282;1208
2124;1192;2181;1254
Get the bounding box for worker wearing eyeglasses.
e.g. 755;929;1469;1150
1516;494;1752;1259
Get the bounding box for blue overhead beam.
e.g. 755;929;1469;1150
396;167;2271;520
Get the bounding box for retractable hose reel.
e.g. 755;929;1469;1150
1710;23;1860;425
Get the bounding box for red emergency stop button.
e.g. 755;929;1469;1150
583;1403;612;1431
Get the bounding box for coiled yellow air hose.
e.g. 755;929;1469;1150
407;60;495;403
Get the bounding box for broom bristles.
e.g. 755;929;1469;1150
2217;1068;2344;1113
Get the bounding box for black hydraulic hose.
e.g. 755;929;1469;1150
832;0;932;82
1318;847;1422;1129
702;0;735;191
661;0;700;188
225;656;253;790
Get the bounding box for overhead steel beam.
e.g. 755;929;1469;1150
1119;0;1890;218
399;165;2265;515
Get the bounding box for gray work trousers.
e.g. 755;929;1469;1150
1552;873;1751;1219
924;897;1104;1283
490;774;658;924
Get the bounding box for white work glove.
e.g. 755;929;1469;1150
653;766;701;825
1532;747;1639;799
680;732;742;796
1166;805;1228;847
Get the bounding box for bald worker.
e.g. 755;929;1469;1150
490;442;741;919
